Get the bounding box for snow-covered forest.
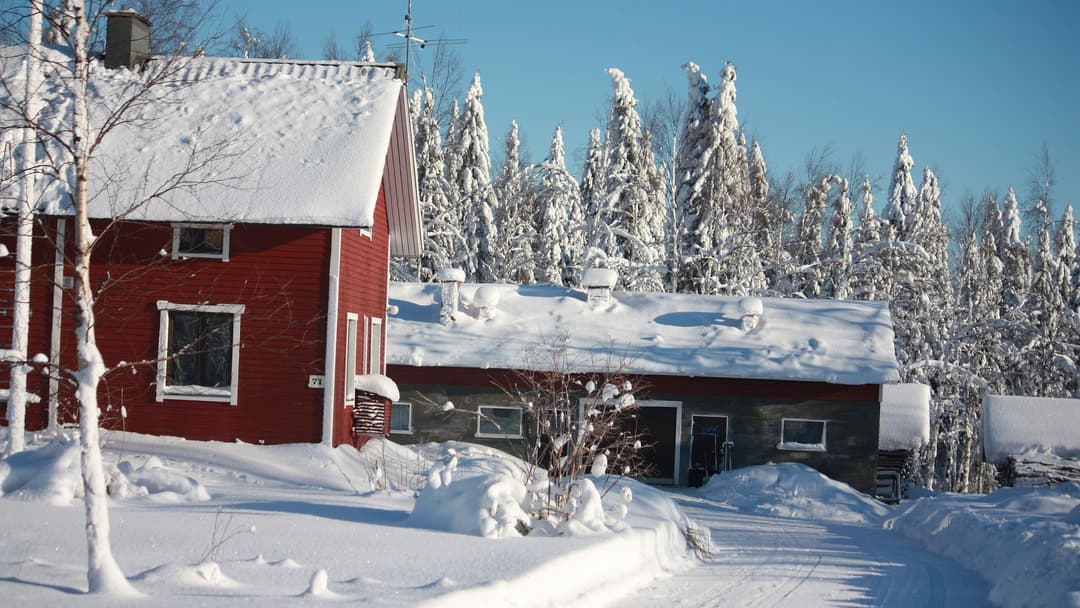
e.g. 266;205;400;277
395;61;1077;495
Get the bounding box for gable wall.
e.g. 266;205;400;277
332;182;392;447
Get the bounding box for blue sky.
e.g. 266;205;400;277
220;0;1079;223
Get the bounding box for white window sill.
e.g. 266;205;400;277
389;429;413;435
161;386;235;404
476;432;523;440
777;442;826;452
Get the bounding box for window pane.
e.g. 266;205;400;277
390;403;411;432
783;420;825;445
179;227;224;255
479;407;522;436
167;311;233;388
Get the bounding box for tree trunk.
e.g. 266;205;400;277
70;1;136;595
5;0;44;457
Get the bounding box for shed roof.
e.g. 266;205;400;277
879;383;930;451
983;395;1080;463
1;50;421;252
387;282;900;386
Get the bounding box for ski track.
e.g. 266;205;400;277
621;493;991;608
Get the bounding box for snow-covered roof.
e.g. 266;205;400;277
387;282;900;385
983;395;1080;463
879;383;930;450
1;50;419;237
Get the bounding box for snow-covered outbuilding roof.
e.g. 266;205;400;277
983;395;1080;463
0;50;421;254
879;383;931;451
387;282;901;386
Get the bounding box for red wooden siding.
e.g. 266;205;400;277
28;218;332;444
386;364;881;404
333;182;392;447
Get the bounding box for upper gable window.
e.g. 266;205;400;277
173;224;231;261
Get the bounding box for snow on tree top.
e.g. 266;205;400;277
387;282;900;385
879;383;930;451
0;50;404;228
983;395;1080;463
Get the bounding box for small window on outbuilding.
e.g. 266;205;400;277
173;224;231;260
778;418;827;452
476;406;523;439
390;402;412;434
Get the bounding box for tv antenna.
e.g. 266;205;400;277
380;0;466;88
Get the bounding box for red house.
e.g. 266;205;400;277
1;14;420;448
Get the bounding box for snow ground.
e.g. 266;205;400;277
0;429;693;607
1;432;1078;607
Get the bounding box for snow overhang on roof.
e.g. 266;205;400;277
1;50;416;231
879;383;931;451
983;395;1080;463
386;282;901;386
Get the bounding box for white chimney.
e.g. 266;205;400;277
473;285;501;321
436;268;465;325
582;268;618;304
739;296;764;331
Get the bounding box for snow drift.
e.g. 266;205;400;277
697;462;888;524
889;483;1080;608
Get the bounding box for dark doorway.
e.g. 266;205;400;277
628;405;679;483
689;416;728;487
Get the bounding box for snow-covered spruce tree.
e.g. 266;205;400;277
883;132;918;241
675;61;762;296
493;120;535;284
531;126;582;286
1054;205;1075;314
451;73;499;282
793;176;829;298
673;61;714;294
410;86;464;282
1023;199;1073;397
822;176;853;299
589;68;665;292
999;187;1031;313
579;127;604;256
747;140;779;276
849;175;885;300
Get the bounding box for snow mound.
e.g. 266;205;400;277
133;561;243;589
698;463;888;524
0;434;210;504
889;483;1080;608
407;446;532;538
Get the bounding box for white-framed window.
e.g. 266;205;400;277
476;405;523;439
344;313;359;404
156;301;244;405
778;418;827;452
368;317;383;374
390;402;412;434
172;223;232;261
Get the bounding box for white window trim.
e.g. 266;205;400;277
778;418;828;452
389;402;413;435
476;405;524;439
344;313;359;405
155;301;245;405
369;317;384;374
172;223;232;261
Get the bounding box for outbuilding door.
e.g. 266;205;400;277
628;402;681;484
